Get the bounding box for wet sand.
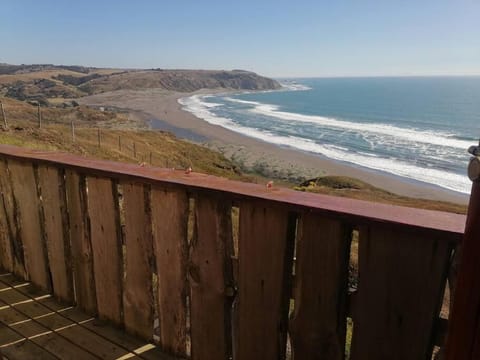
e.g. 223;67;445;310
79;88;469;204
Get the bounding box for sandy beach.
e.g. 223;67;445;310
79;89;469;204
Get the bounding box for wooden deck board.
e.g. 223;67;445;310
0;272;184;360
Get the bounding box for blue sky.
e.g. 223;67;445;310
1;0;479;77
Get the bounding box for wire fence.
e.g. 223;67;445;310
0;102;193;170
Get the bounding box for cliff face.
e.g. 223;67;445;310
79;69;281;94
0;64;281;104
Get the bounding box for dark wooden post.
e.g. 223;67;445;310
133;142;136;158
0;101;7;130
445;145;480;359
118;136;121;151
149;152;153;165
97;128;101;147
37;103;42;128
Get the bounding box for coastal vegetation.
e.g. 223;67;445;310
0;97;244;179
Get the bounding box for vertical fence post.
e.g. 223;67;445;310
149;152;153;165
37;103;42;129
97;128;101;148
133;142;136;158
71;120;75;142
0;101;7;130
118;136;121;151
445;143;480;359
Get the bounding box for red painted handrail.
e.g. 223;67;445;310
0;144;466;238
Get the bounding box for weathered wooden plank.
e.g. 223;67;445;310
0;312;25;344
8;160;50;291
0;330;58;360
189;194;233;360
121;180;154;340
32;333;99;360
0;274;178;360
0;274;145;359
0;192;13;271
151;186;189;357
235;201;293;360
0;288;40;308
37;165;73;303
65;317;181;360
0;306;96;359
0;160;24;278
65;170;96;314
86;176;123;325
351;225;453;360
0;160;14;273
1;306;137;359
289;214;351;360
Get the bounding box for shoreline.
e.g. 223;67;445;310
78;88;469;205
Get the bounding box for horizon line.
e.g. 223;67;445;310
1;62;479;79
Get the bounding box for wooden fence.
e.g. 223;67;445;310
0;144;466;359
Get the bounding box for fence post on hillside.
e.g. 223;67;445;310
97;128;101;147
71;120;75;142
37;103;42;129
118;136;121;151
0;101;7;130
133;142;136;158
149;152;153;165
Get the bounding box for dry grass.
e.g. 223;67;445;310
0;98;247;180
0;125;246;180
294;176;467;214
0;69;83;85
0;68;123;85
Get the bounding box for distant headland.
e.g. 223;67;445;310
0;63;281;105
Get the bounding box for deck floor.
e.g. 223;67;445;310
0;272;178;360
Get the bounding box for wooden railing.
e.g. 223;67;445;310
0;145;466;359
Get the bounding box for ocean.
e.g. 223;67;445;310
179;77;480;195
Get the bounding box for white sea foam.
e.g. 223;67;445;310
224;97;261;105
224;95;471;154
249;103;472;150
203;102;222;108
280;82;313;91
178;95;471;194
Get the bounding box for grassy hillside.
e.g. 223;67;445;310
0;98;245;179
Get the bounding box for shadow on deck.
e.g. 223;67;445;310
0;272;178;360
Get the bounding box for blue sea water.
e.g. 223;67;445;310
179;77;480;194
